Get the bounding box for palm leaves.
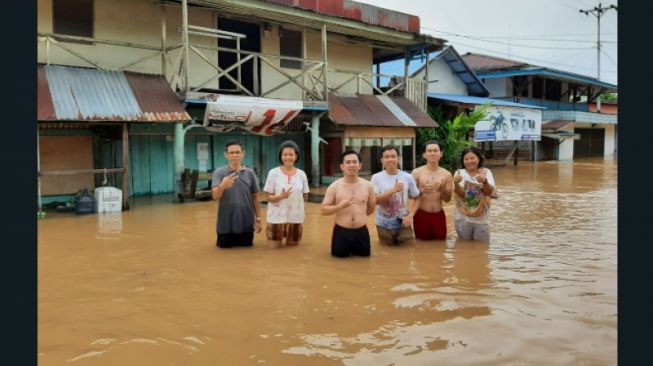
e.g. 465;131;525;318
417;104;490;171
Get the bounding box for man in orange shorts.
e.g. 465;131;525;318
411;141;453;240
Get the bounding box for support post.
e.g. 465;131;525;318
181;0;190;94
161;5;167;77
174;122;186;201
37;129;43;216
310;113;321;187
404;48;410;98
321;24;328;100
122;123;130;210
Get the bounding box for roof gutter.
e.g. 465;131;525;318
476;68;617;90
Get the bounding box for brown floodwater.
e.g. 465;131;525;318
38;157;617;365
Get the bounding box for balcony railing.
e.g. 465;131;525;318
498;96;590;112
38;32;428;110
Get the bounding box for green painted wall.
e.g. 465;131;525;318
40;125;306;197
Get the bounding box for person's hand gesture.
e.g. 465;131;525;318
280;186;293;199
453;174;463;184
220;172;238;190
393;179;404;194
475;168;488;184
421;178;435;194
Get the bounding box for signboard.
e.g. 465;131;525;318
203;94;303;136
474;106;542;142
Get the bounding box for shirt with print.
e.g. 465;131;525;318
371;170;420;230
263;167;310;224
212;166;260;234
453;168;495;224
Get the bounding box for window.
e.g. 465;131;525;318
532;77;544;99
279;28;302;69
511;76;528;97
53;0;94;43
545;79;562;101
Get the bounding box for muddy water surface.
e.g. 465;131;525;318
38;158;617;365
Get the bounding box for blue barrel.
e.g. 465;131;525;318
75;188;96;215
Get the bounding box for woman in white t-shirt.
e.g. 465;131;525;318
263;140;310;247
453;147;498;241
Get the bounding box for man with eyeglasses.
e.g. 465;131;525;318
211;140;262;248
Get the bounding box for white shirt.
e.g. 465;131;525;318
263;167;310;224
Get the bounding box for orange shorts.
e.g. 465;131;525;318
266;223;303;242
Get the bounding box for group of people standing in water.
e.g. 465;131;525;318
211;139;497;258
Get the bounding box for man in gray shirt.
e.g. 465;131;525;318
211;141;262;248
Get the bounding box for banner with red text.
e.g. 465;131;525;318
202;94;303;136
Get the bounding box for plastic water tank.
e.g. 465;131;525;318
95;187;123;213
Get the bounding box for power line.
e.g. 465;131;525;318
451;40;616;75
546;0;581;11
580;3;618;81
601;49;618;67
421;26;616;44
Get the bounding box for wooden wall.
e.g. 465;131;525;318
40;136;95;195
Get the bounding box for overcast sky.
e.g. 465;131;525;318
357;0;618;86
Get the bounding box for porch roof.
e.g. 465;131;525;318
328;93;438;128
180;0;445;62
37;64;191;122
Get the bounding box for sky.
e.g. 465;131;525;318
356;0;618;86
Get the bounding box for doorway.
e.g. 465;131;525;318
217;17;261;94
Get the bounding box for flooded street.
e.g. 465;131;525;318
38;158;617;365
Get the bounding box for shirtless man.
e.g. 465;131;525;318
411;140;453;240
321;150;376;258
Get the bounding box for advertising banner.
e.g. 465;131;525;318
203;94;303;136
474;106;542;142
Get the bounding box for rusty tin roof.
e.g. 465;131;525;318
328;93;438;128
38;64;191;122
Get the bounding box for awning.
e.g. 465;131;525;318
38;64;191;122
344;137;413;148
328;93;438;128
542;131;580;140
542;120;573;131
427;92;546;109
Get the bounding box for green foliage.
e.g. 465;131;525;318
417;104;490;171
600;93;618;102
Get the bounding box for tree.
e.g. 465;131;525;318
417;104;490;171
601;93;618;102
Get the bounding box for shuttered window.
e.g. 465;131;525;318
53;0;94;44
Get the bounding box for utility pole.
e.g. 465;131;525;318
580;3;617;112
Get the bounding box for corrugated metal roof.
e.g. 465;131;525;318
412;46;489;97
328;93;438;128
461;53;528;73
462;52;617;91
37;64;191;122
262;0;420;33
427;92;546;109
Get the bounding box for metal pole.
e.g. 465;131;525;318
580;3;617;113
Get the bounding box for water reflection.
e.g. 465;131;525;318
38;158;616;365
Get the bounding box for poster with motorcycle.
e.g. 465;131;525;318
474;106;542;142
